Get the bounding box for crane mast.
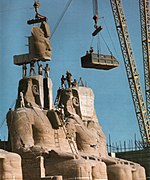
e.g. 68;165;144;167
110;0;150;147
139;0;150;118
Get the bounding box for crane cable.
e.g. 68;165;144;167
50;0;73;39
91;0;113;55
90;17;120;57
90;29;112;55
99;32;112;55
93;0;98;17
97;33;101;54
102;17;119;59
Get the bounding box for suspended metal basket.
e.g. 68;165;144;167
81;52;119;70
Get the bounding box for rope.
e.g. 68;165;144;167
50;0;73;39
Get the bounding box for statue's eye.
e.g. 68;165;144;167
32;85;39;95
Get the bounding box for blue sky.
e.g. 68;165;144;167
0;0;144;147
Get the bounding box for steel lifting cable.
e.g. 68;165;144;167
97;33;101;54
102;17;119;59
90;36;94;49
92;1;117;57
99;32;112;55
93;0;98;17
91;18;112;55
50;0;73;39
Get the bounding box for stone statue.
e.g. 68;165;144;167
7;76;56;153
7;1;146;178
30;22;52;60
0;149;22;180
14;21;52;66
19;91;25;108
5;75;146;179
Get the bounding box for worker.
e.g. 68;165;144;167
61;75;66;89
29;61;36;76
19;92;25;108
58;104;65;122
38;64;43;75
72;79;78;87
66;71;72;88
89;47;94;53
22;64;27;78
44;64;50;78
78;77;84;87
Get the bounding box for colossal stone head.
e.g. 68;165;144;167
15;77;41;108
15;76;53;110
29;22;52;60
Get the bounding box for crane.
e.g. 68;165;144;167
81;0;119;70
110;0;150;147
139;0;150;118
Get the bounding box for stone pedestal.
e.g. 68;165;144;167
0;150;22;180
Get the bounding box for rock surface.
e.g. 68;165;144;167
3;75;146;180
0;149;22;180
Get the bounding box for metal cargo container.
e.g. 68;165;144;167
81;53;119;70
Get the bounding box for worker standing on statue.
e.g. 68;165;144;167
72;79;78;87
66;71;72;88
29;61;36;76
61;75;66;89
44;64;50;78
22;64;27;78
38;64;43;75
78;77;84;87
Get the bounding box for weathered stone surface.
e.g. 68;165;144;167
15;76;53;110
14;22;52;65
5;76;146;180
0;149;22;180
116;149;150;178
30;22;52;60
58;87;107;157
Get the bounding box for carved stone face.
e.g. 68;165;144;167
31;22;52;60
59;87;95;119
16;77;41;108
58;88;81;117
